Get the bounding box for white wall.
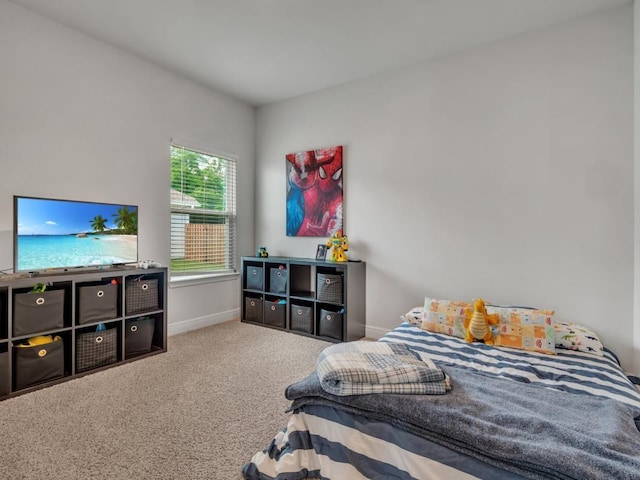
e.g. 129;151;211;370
634;0;640;376
256;6;636;369
0;1;255;332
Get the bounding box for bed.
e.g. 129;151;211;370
242;304;640;480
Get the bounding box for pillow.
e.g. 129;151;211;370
553;321;604;356
401;306;423;326
421;297;471;339
487;306;556;355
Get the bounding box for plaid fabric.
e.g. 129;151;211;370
125;278;159;315
76;328;117;372
316;341;450;396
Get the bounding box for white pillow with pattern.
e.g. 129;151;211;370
553;321;604;356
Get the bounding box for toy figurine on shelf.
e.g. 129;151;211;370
326;230;349;262
256;246;269;258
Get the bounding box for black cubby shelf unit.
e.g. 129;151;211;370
0;266;167;401
241;256;366;343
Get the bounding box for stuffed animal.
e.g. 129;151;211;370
326;230;349;262
464;298;499;344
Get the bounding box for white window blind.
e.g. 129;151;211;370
170;145;237;277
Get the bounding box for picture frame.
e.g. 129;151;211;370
315;244;327;261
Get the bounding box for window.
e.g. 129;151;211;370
170;145;237;279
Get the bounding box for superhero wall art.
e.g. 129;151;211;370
286;145;343;237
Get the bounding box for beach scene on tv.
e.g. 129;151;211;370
15;197;138;272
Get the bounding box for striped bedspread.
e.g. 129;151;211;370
382;323;640;409
243;323;640;480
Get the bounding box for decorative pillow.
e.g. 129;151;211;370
553;321;604;356
401;306;423;326
487;306;556;355
421;297;471;339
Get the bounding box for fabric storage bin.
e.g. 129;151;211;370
318;309;343;340
269;267;287;294
291;304;313;334
317;273;343;304
76;328;118;372
125;317;155;355
0;351;8;397
246;266;263;290
264;300;286;328
14;337;64;390
78;283;118;325
125;278;159;315
13;289;65;336
245;297;263;323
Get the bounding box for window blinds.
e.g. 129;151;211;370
170;145;237;276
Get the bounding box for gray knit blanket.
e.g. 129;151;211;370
316;341;450;396
286;365;640;480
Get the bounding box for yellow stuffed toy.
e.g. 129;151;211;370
326;230;349;262
464;298;499;344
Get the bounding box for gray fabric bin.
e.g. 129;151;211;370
317;273;343;303
319;309;343;340
14;337;65;390
246;266;263;290
13;289;65;336
125;278;159;315
264;300;286;328
78;283;118;324
269;268;287;293
245;297;263;323
0;351;8;397
125;317;155;356
291;304;313;333
76;328;118;372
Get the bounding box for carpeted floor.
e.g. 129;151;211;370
0;320;331;480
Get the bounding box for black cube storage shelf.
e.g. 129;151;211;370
0;267;167;401
241;256;366;343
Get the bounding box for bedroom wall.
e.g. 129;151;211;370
0;1;254;333
634;1;640;376
255;6;636;369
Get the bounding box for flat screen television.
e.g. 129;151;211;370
14;196;138;273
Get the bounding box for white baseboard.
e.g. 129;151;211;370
168;311;390;341
365;325;390;340
168;308;240;336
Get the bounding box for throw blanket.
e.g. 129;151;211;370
286;366;640;480
316;340;450;396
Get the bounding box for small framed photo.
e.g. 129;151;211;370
315;244;327;261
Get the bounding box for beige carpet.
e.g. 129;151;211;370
0;320;331;480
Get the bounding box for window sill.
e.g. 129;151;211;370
169;271;239;288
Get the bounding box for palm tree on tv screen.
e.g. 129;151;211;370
90;215;108;233
112;207;137;234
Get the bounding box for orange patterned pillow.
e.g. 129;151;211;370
487;306;556;355
421;297;471;339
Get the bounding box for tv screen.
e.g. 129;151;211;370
14;196;138;272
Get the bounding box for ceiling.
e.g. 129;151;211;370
8;0;631;106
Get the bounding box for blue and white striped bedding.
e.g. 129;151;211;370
243;323;640;480
382;323;640;409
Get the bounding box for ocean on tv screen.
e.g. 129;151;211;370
16;234;137;271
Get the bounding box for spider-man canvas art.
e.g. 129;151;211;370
286;145;343;237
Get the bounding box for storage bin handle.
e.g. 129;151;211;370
97;290;104;298
36;297;45;305
141;283;149;291
38;349;47;357
95;336;103;344
271;305;276;311
131;325;138;332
